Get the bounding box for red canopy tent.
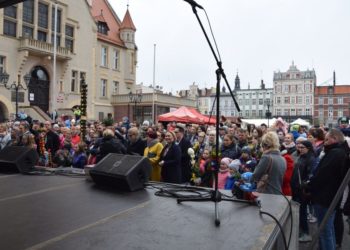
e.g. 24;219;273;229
158;106;216;125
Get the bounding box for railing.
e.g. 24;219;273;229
19;38;72;60
111;93;196;107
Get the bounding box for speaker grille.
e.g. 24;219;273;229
97;154;142;175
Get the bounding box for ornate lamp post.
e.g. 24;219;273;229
265;98;272;127
0;72;31;120
128;91;142;122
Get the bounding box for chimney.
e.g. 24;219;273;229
333;71;336;86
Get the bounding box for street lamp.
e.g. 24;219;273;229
129;91;142;122
265;99;272;127
0;72;31;120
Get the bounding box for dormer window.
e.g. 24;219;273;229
97;21;109;35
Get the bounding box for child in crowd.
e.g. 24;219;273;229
225;159;241;190
72;142;87;169
214;157;231;189
53;144;73;167
239;146;257;172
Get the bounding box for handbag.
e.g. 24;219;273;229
256;156;273;193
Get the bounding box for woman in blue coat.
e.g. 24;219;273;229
159;131;182;183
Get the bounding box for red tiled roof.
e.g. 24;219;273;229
91;0;125;46
120;9;136;31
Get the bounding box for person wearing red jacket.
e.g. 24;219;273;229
281;149;294;196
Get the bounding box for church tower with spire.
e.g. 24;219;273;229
234;73;241;90
120;6;136;50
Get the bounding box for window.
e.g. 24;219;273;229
245;110;250;117
276;109;281;116
291;96;295;104
305;84;310;92
328;97;333;105
283;85;289;93
101;46;108;67
338;108;343;117
328;107;333;118
319;97;323;105
65;25;74;52
276;97;281;104
258;110;263;117
276;85;282;93
4;20;16;37
0;56;5;73
319;108;323;117
38;3;49;29
252;110;257;117
98;112;104;121
23;0;34;24
51;34;61;46
297;96;302;104
97;22;108;35
338;97;343;104
252;99;256;105
71;70;78;92
297;109;303;115
305;108;311;116
51;8;61;33
245;99;250;105
306;96;310;105
283;109;289;116
101;79;107;97
291;109;296;115
4;5;17;18
113;49;119;70
258;99;263;105
22;26;33;38
130;52;135;74
37;30;47;42
224;100;228;107
79;72;86;92
284;97;289;104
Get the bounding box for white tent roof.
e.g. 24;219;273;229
290;118;310;126
241;118;277;128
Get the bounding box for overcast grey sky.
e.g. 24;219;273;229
111;0;350;93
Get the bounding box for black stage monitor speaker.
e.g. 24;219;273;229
0;146;39;173
90;153;152;191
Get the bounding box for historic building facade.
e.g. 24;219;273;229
314;79;350;127
273;62;316;122
0;0;137;122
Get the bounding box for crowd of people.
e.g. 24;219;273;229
0;114;350;250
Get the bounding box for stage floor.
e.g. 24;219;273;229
0;173;293;250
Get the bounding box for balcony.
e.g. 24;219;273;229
111;92;196;108
18;38;72;60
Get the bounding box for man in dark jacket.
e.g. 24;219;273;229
126;127;146;156
175;124;192;183
308;129;349;250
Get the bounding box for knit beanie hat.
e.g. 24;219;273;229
300;140;313;150
220;157;232;167
229;159;241;171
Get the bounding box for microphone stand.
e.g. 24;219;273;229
177;2;254;227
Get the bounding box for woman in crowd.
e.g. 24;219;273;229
281;133;297;154
159;131;182;183
221;133;240;160
290;140;317;242
252;131;286;194
144;130;163;181
72;142;87;169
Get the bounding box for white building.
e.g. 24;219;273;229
273;62;316;122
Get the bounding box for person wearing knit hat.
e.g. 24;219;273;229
229;159;241;172
215;157;232;189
